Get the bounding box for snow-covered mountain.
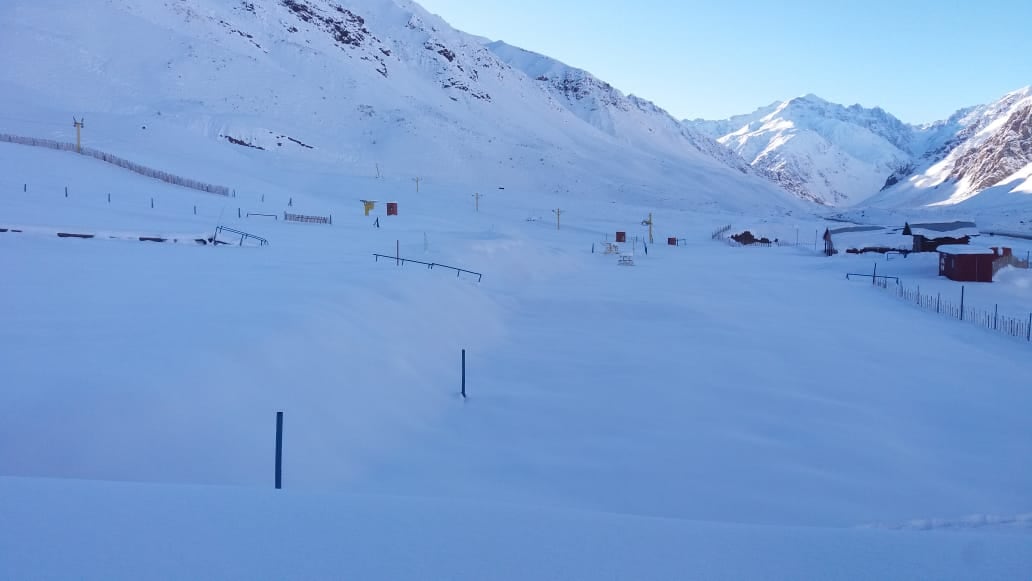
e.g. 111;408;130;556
869;87;1032;210
689;88;1032;211
687;96;916;206
0;0;799;213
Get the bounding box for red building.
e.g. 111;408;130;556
937;245;996;282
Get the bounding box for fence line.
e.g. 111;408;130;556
284;212;331;224
891;281;1031;341
0;133;230;196
711;224;731;240
857;272;1032;343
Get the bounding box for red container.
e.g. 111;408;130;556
386;202;398;216
668;237;677;246
615;231;626;243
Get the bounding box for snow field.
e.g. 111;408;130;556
2;142;1032;578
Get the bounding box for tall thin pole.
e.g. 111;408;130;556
72;117;84;153
275;411;283;490
473;192;480;212
960;286;965;321
554;208;561;230
648;212;654;244
461;349;466;399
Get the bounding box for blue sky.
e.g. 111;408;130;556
415;0;1032;124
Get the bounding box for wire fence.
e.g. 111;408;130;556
892;282;1032;342
858;273;1032;343
0;133;230;196
711;224;731;240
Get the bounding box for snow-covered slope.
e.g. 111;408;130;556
688;95;915;206
691;88;1032;211
486;41;756;175
0;0;799;214
869;87;1032;210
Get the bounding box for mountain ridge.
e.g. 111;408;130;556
687;87;1032;210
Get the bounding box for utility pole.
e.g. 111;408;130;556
413;177;421;193
473;192;481;212
72;117;85;153
553;208;562;230
642;213;654;244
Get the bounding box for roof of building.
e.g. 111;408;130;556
937;244;996;256
903;221;979;238
827;226;886;235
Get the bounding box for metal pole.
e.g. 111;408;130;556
275;411;283;489
872;263;877;285
461;349;466;399
960;286;965;321
994;304;998;330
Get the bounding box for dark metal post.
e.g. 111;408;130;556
108;193;111;203
275;411;283;489
65;187;68;198
150;197;154;209
1027;313;1031;341
193;205;197;215
960;286;965;321
994;305;998;330
936;293;940;314
461;349;466;399
872;263;877;285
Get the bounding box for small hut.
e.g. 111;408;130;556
937;245;996;282
903;221;979;252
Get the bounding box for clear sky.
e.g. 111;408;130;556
415;0;1032;124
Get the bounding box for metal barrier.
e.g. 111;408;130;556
372;253;482;282
247;212;278;220
215;225;268;246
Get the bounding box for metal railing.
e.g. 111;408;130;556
214;225;268;246
373;254;482;282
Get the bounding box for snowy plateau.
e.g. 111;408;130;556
1;0;1031;579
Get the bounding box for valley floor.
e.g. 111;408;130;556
2;143;1031;579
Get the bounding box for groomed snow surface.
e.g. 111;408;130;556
2;142;1032;579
